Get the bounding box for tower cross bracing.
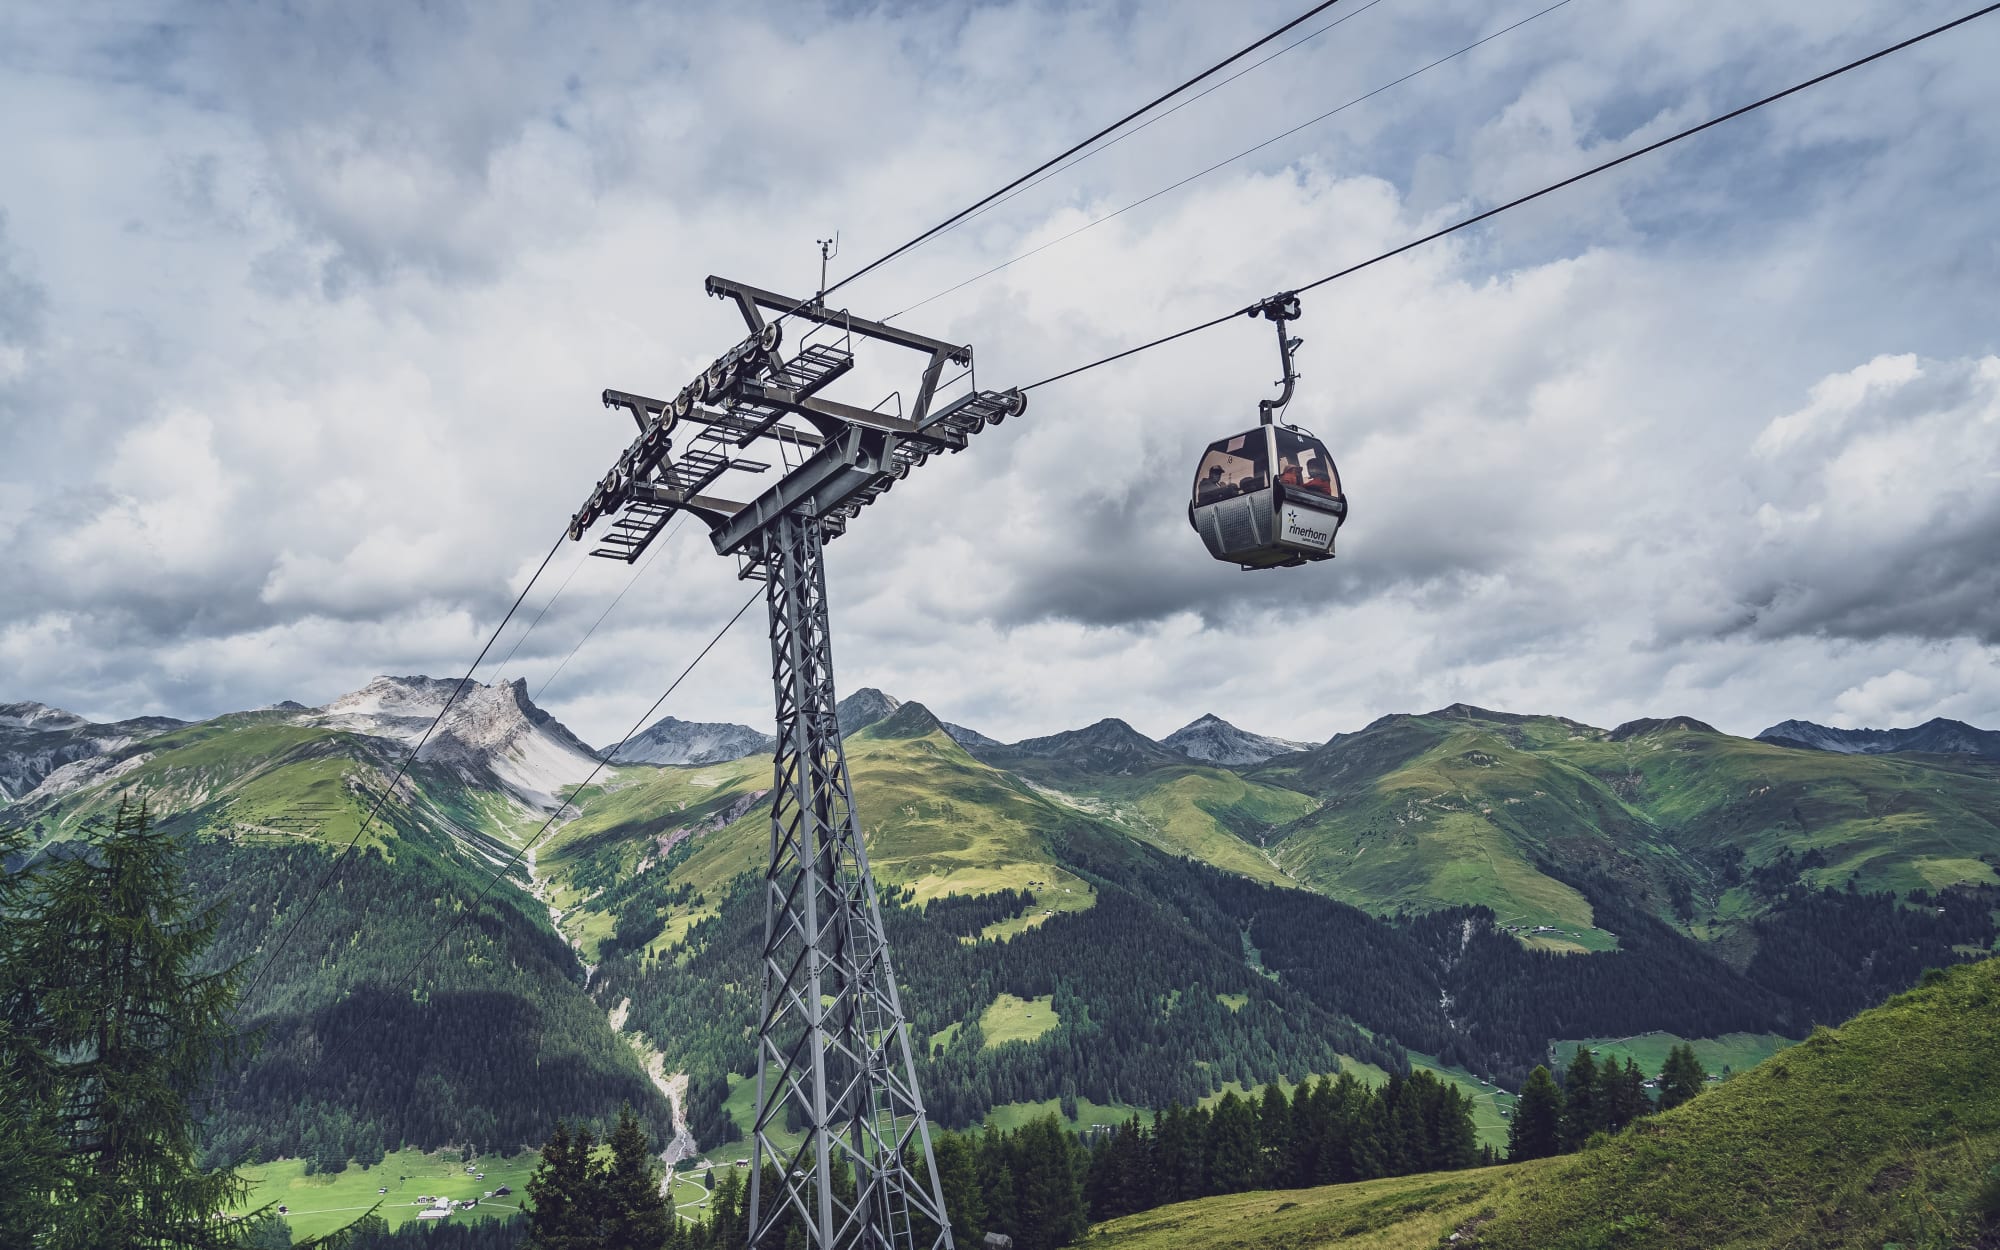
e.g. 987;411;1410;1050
567;277;1024;1250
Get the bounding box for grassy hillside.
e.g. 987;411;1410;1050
0;709;675;1162
1256;709;1696;940
1089;955;2000;1250
1539;719;2000;903
1251;707;2000;940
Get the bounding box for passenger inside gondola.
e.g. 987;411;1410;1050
1305;456;1333;495
1278;455;1303;487
1193;434;1269;504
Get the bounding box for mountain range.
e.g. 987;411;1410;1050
1758;715;2000;758
2;677;1996;1176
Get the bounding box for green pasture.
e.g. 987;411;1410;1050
1551;1030;1794;1080
979;993;1060;1048
234;1148;535;1240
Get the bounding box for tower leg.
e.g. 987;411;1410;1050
749;511;954;1250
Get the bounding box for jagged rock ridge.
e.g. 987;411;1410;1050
835;688;901;738
0;701;186;803
312;675;601;808
1162;713;1315;766
610;715;775;766
1757;717;2000;759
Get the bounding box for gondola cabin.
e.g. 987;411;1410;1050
1188;424;1346;569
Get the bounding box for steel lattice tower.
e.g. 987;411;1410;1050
566;276;1024;1249
753;510;945;1248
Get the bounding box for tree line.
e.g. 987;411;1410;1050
1507;1041;1708;1161
522;1064;1482;1250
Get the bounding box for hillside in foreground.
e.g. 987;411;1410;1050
1087;954;2000;1250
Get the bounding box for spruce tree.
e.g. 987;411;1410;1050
602;1105;670;1249
1010;1115;1087;1250
1384;1082;1426;1176
0;826;59;1245
1255;1082;1292;1187
927;1129;985;1239
1559;1048;1601;1151
707;1164;746;1250
1203;1091;1260;1194
526;1120;603;1250
1507;1066;1563;1161
1657;1043;1708;1111
15;799;254;1250
976;1122;1018;1240
1599;1057;1647;1131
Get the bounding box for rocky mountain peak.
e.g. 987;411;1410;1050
610;715;775;767
1757;717;2000;759
835;688;902;738
1163;713;1315;766
0;701;91;733
0;703;187;804
996;717;1184;776
314;675;599;808
940;719;1001;750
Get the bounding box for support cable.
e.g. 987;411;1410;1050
1018;2;2000;395
491;541;595;679
889;0;1574;321
240;530;570;1005
531;515;687;703
917;0;1396;251
778;0;1360;323
379;587;763;998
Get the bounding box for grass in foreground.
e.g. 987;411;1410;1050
1089;956;2000;1250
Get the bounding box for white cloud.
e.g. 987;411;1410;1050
2;0;1999;748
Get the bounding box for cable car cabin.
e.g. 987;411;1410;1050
1188;425;1346;569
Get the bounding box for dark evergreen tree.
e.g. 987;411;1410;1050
11;799;255;1249
927;1129;985;1242
525;1121;602;1250
706;1165;746;1250
1203;1092;1260;1194
1559;1048;1602;1151
1009;1115;1086;1250
0;826;58;1246
1507;1066;1562;1161
1598;1057;1648;1132
602;1105;670;1250
1255;1082;1292;1187
975;1123;1018;1240
1657;1043;1708;1111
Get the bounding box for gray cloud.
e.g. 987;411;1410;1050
2;0;1999;747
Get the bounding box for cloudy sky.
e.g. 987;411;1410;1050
2;0;1998;748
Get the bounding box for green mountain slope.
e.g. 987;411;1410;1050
0;695;674;1162
1089;955;2000;1250
1252;705;2000;941
5;679;1995;1177
1253;707;1698;943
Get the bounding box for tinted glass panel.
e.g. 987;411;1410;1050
1276;428;1340;497
1193;430;1269;503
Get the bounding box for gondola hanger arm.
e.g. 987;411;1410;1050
1253;291;1303;425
